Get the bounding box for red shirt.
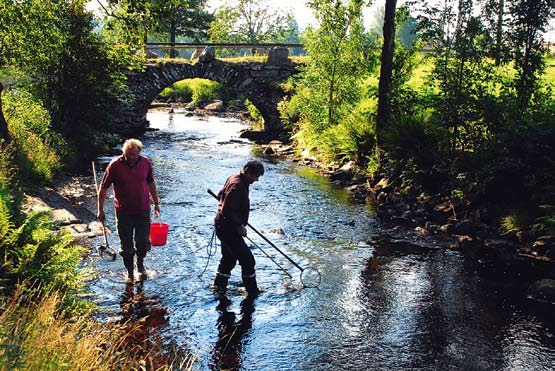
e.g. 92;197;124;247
101;155;154;214
216;173;250;226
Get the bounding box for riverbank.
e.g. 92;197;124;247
253;133;555;304
22;173;105;247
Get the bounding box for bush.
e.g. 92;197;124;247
244;99;264;129
0;204;90;302
157;78;230;105
2;89;66;183
159;80;193;102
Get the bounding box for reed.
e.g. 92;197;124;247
0;292;195;371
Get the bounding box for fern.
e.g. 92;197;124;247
1;206;88;299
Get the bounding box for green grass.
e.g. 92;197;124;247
159;78;222;104
0;292;195;371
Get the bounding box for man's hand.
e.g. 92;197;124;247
154;204;161;217
238;225;247;236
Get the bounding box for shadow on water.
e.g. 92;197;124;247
210;295;256;371
108;282;195;369
87;111;555;371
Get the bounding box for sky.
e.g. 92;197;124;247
207;0;379;31
87;0;554;42
208;0;554;41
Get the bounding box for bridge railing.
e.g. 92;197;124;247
144;42;306;59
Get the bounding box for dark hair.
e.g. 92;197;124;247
243;160;265;176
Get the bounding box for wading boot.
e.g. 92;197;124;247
137;257;147;280
123;255;134;283
242;275;260;297
213;272;229;294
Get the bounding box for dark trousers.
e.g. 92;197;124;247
116;211;151;260
215;220;255;277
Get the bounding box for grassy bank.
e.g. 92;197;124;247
0;292;194;371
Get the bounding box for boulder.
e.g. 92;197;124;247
204;100;225;112
528;279;555;303
267;47;290;65
190;47;204;60
454;219;475;236
199;46;215;63
263;146;275;155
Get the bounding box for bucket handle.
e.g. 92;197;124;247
152;213;164;224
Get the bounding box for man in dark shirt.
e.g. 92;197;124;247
97;138;161;283
213;160;265;296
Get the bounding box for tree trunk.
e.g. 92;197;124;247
0;83;9;141
170;20;177;59
375;0;397;162
495;0;504;65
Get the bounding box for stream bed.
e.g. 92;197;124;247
88;110;555;371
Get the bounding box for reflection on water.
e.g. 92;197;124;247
210;295;256;371
87;111;555;370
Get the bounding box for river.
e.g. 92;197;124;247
88;110;555;371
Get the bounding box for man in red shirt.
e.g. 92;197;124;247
97;138;161;283
213;160;265;296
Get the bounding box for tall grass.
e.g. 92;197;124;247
2;89;66;183
0;292;195;371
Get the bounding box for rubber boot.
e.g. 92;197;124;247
242;275;260;297
123;255;135;283
137;256;147;279
213;272;229;293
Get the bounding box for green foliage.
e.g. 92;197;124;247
245;99;264;129
149;0;213;42
0;0;65;79
298;0;367;130
507;0;555;110
319;110;376;164
2;90;65;182
189;79;221;103
0;292;194;371
534;205;555;234
0;199;89;302
500;212;532;234
280;0;373;169
159;80;194;102
157;78;240;107
209;0;294;46
1;0;133;170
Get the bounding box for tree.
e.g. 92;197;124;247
506;0;555;110
209;0;293;45
149;0;213;58
0;84;7;141
301;0;366;128
375;0;397;161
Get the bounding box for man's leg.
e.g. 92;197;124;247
235;242;259;296
134;211;151;277
214;222;239;292
116;212;135;281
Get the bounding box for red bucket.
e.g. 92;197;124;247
150;222;169;246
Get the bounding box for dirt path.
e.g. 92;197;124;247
22;174;107;247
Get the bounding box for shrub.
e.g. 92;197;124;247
189;78;220;104
2;89;66;183
159;80;193;102
244;99;264;129
0;204;90;303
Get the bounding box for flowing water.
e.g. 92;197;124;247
88;111;555;371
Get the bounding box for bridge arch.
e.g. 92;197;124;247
114;58;299;138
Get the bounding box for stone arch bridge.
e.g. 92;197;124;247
114;56;300;137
